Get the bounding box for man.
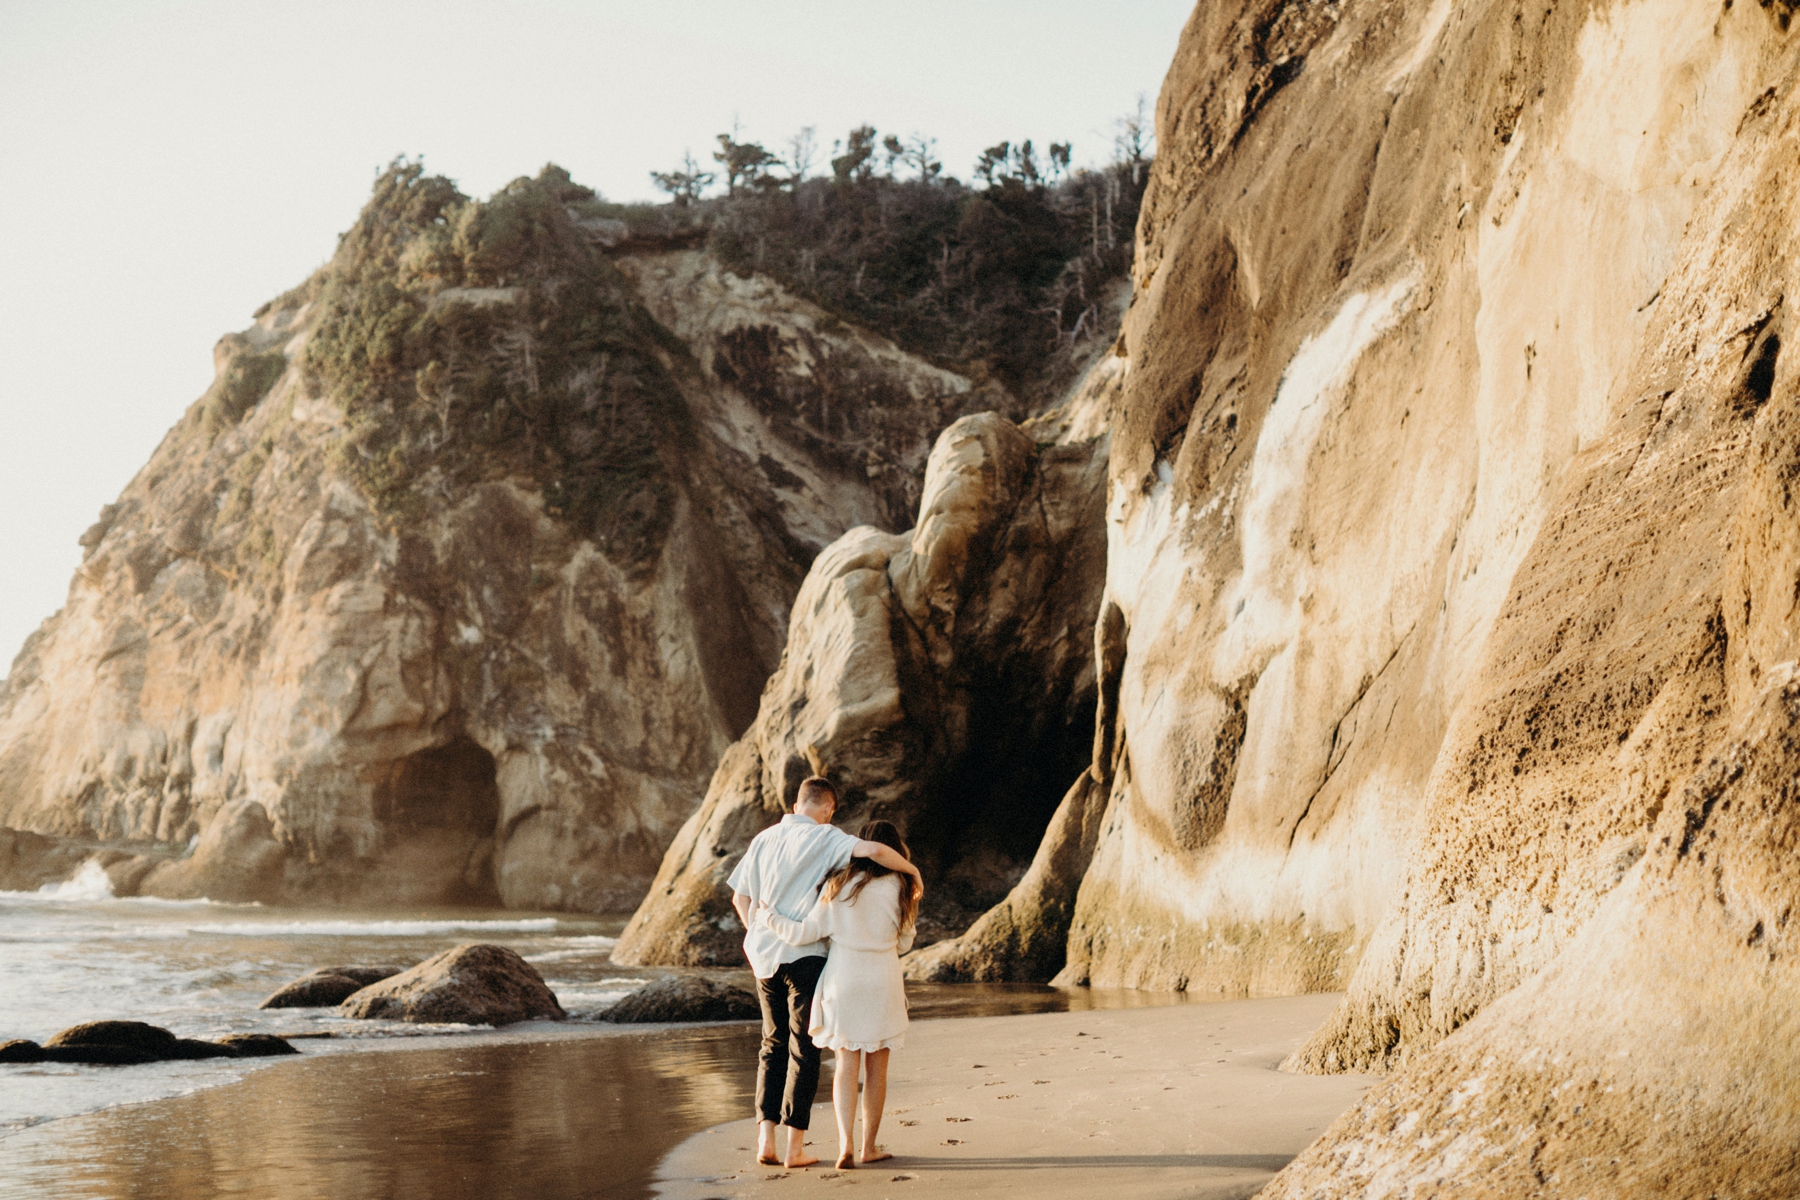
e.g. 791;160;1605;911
728;776;923;1168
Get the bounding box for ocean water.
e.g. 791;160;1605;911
0;862;671;1137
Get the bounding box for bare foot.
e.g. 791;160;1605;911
836;1152;856;1169
859;1150;893;1164
756;1154;781;1166
785;1153;820;1169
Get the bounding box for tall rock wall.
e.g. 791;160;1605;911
0;171;993;910
911;0;1799;1188
1041;0;1776;1002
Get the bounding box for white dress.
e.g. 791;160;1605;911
760;873;916;1052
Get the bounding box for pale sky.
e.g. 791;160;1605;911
0;0;1192;676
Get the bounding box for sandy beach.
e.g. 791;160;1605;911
654;994;1374;1200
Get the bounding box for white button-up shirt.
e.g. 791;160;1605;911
727;813;859;978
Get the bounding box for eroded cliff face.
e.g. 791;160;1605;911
0;174;992;910
1028;0;1779;1009
613;395;1112;964
995;0;1790;1188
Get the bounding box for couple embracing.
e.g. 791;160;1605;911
728;774;923;1170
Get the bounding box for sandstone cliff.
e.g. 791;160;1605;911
0;166;996;909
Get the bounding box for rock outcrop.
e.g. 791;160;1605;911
0;166;995;910
613;399;1110;966
337;943;564;1025
1;1020;293;1064
901;0;1791;1014
600;974;759;1023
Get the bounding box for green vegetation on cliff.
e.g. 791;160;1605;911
293;162;686;565
261;116;1145;560
666;122;1147;395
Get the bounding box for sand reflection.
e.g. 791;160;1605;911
7;1026;759;1200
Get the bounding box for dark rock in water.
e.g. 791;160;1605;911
45;1020;180;1053
338;944;564;1026
601;975;758;1024
261;964;409;1008
0;1039;45;1063
36;1020;240;1064
260;972;367;1009
39;1044;166;1065
215;1033;300;1057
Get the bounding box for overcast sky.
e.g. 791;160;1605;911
0;0;1192;676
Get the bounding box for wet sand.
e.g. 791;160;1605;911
0;985;1198;1200
653;995;1375;1200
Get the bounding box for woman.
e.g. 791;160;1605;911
756;819;919;1169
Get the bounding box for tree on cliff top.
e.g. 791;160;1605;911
677;117;1149;396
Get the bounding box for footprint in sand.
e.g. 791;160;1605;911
945;1117;970;1123
898;1120;919;1126
891;1174;917;1182
942;1139;964;1145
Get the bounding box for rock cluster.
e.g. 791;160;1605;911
0;1020;297;1065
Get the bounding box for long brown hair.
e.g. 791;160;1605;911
822;820;920;930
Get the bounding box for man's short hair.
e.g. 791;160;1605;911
795;776;838;810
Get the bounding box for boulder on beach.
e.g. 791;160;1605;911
29;1019;283;1064
34;1021;239;1064
45;1020;181;1054
601;975;759;1024
338;944;564;1026
2;1023;298;1065
260;964;409;1009
0;1039;45;1063
216;1033;300;1057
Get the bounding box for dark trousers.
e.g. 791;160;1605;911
755;955;827;1129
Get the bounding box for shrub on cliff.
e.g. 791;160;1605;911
297;160;687;567
200;348;286;442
